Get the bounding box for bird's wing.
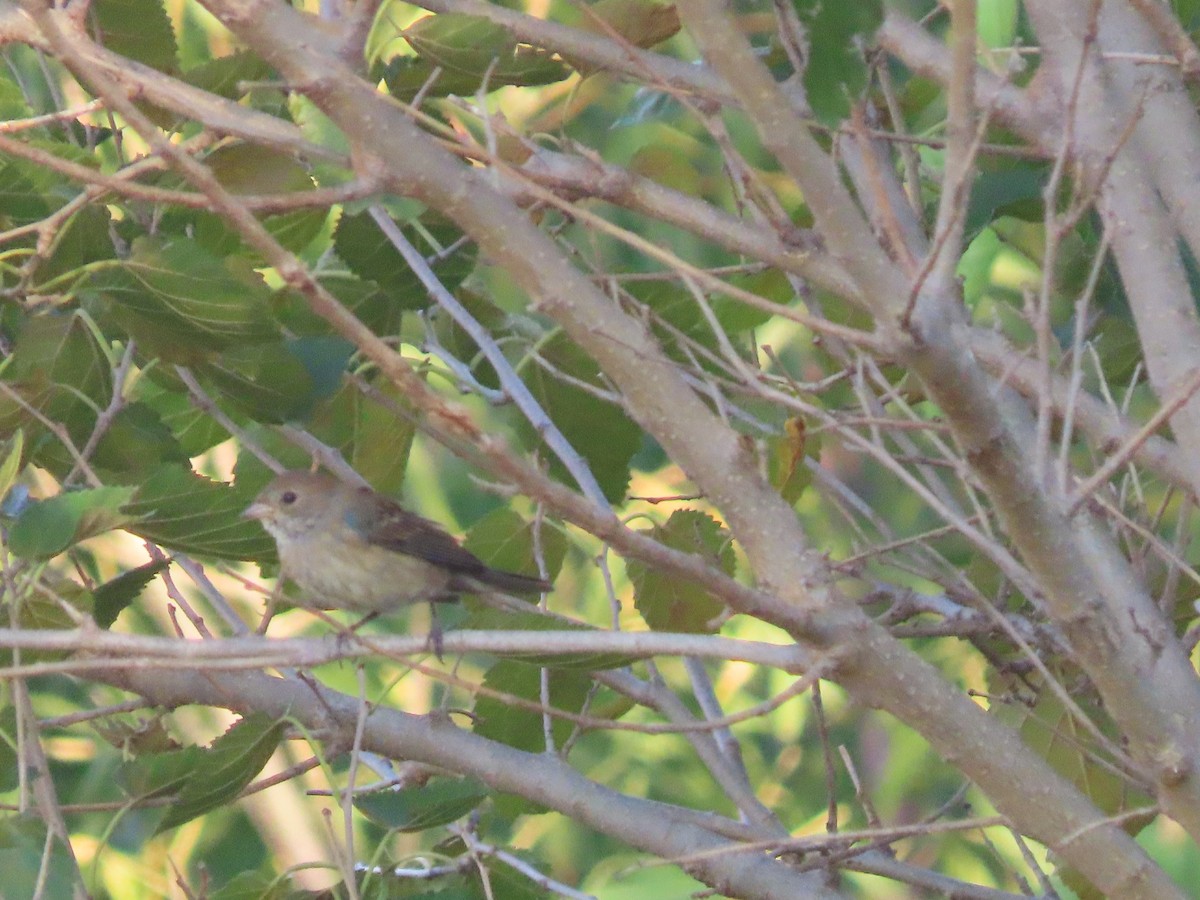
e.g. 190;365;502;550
352;489;488;576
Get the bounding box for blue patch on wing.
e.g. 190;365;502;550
342;505;367;535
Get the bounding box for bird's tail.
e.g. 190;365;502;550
471;567;551;595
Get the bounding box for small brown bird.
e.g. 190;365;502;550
243;470;550;619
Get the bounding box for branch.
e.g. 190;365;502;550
0;627;815;673
92;662;843;899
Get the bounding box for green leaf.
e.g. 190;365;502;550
0;139;99;229
473;660;592;751
262;205;329;256
303;380;415;496
92;401;190;477
204;143;326;254
769;417;815;506
8;486;136;559
0;708;16;793
124;465;275;561
355;777;490;832
93;558;172;628
630;143;701;194
287;95;352;169
425;287;507;387
155;713;287;833
208;872;290;900
285;336;353;403
792;0;882;126
197;342;317;424
118;745;204;799
190;336;350;426
964;164;1049;238
0;815;81;900
0;156;52;228
0;572;93;665
86;237;278;362
386;14;568;99
634;269;780;354
628;510;732;633
464;854;551;900
333;211;475;305
576;0;680;50
463;508;564;582
93;711;181;755
5;312;111;403
405;13;515;71
184;52;274;100
29;204;114;289
0;72;32;121
977;0;1019;49
137;379;232;458
1177;0;1200;29
383;50;569;102
272;272;402;337
0;429;24;505
90;0;179;73
0;313;112;476
519;333;641;504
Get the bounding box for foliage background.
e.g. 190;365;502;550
3;0;1200;897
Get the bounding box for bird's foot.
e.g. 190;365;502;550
425;617;445;662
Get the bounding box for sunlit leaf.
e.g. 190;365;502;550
400;12;568;91
137;379;232;458
770;416;815;506
0;429;24;506
577;0;680;50
977;0;1019;49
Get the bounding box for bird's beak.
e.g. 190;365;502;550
243;501;270;522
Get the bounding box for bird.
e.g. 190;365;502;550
243;470;550;642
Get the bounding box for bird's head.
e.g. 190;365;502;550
243;470;342;539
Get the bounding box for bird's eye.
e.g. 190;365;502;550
280;490;298;505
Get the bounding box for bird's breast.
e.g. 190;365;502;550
278;528;453;611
